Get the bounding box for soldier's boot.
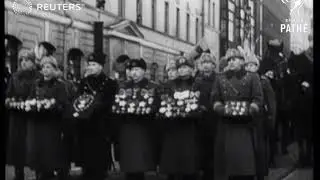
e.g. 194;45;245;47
13;167;24;180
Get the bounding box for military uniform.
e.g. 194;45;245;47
212;70;263;179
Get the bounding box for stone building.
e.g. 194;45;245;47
5;0;220;83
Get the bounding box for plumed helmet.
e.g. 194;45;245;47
225;48;245;61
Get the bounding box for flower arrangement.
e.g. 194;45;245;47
5;97;56;112
72;93;95;118
112;88;156;115
158;90;201;118
224;101;249;116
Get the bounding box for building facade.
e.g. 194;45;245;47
5;0;219;83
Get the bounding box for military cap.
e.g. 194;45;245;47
175;56;194;69
113;54;130;73
245;54;260;68
87;52;106;66
40;56;58;69
128;58;147;70
39;41;56;56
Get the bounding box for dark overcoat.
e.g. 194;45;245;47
26;77;69;172
211;70;264;179
159;77;200;174
6;69;41;167
74;73;118;170
194;72;218;170
117;78;160;173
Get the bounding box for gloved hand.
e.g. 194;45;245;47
249;103;259;116
213;102;225;116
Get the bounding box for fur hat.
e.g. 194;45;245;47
18;48;36;63
225;48;245;61
87;52;106;66
200;53;217;65
245;54;260;67
128;58;147;70
176;56;194;69
40;56;58;69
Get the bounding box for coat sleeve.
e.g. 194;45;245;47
262;78;277;129
250;73;264;109
210;75;223;109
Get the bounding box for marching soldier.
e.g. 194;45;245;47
114;58;160;180
211;48;263;180
159;56;201;180
6;49;41;180
72;52;118;180
194;53;218;180
244;54;276;179
26;56;69;180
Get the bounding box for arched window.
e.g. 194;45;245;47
5;34;22;74
67;48;84;84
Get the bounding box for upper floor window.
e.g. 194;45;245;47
152;0;157;29
212;2;215;27
165;2;169;33
176;8;180;38
137;0;142;24
186;13;190;41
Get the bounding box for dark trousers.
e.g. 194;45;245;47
167;174;198;180
229;176;255;180
125;172;145;180
201;135;214;180
83;167;107;180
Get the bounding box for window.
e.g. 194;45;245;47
208;0;211;25
165;2;169;33
186;13;190;41
176;8;180;37
137;0;142;24
119;0;125;17
212;2;215;27
196;18;199;43
152;0;157;29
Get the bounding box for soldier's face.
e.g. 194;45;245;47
20;58;35;71
86;61;103;76
131;67;145;82
178;65;193;77
245;63;258;73
228;57;244;71
167;69;178;80
200;61;216;73
41;63;56;80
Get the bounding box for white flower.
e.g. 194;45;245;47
185;108;191;113
50;98;56;104
25;106;31;112
191;104;198;110
44;104;50;109
146;108;151;114
115;97;120;103
232;111;237;116
165;111;172;118
144;94;149;99
161;101;166;106
139;101;146;107
182;90;190;99
177;100;184;106
129;103;135;107
78;104;85;109
112;106;116;111
148;98;154;104
173;92;180;99
119;101;126;107
30;99;36;105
